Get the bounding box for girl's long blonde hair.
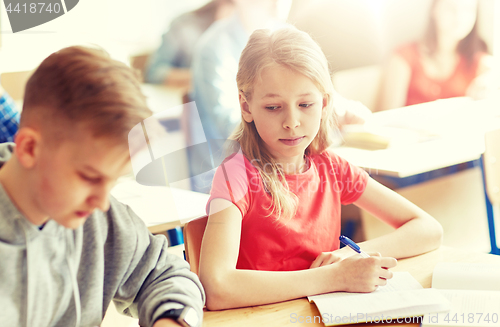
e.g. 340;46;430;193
230;25;338;221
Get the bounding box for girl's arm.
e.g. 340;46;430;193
467;54;500;100
353;178;443;258
375;54;411;112
199;198;396;310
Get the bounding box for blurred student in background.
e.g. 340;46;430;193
377;0;496;112
145;0;234;89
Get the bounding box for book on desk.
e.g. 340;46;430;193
421;262;500;327
308;272;450;326
341;124;440;150
339;96;499;151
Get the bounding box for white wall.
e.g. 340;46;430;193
0;0;209;72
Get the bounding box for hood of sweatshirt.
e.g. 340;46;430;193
0;143;82;327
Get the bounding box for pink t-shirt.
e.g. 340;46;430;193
398;42;484;106
207;149;369;271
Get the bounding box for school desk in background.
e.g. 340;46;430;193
336;96;500;254
110;179;209;235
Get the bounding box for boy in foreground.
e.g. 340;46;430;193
0;46;204;327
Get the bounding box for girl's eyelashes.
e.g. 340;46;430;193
264;103;314;111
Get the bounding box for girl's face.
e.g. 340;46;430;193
433;0;478;42
240;64;326;170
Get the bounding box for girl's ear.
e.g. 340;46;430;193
239;92;254;123
321;95;328;120
14;127;41;169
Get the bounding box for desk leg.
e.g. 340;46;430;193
480;155;500;255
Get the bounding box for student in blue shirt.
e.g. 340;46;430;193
145;0;234;88
0;85;19;143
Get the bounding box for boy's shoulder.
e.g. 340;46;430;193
84;195;149;241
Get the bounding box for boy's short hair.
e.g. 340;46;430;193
21;46;152;142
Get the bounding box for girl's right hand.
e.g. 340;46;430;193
331;253;397;293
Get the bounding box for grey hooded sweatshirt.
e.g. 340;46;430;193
0;143;205;327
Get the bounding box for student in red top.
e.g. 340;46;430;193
199;25;443;310
377;0;496;111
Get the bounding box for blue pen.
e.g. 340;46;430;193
339;235;370;258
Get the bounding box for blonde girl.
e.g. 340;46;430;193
200;25;443;310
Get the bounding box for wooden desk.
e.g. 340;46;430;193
202;246;500;327
110;179;209;234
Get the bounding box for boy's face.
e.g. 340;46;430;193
33;131;131;229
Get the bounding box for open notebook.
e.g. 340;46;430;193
308;272;450;326
421;263;500;327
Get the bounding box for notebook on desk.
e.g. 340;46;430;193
340;97;478;151
421;262;500;327
308;272;450;326
341;123;441;150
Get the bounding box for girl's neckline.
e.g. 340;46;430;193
284;156;311;177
